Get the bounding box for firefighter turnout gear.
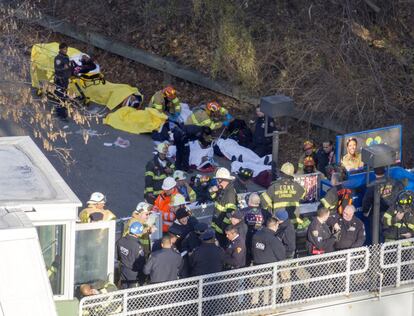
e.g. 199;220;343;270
149;87;180;114
185;105;229;130
382;207;414;242
144;154;175;203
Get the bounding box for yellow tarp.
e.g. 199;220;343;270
30;42;141;110
104;107;167;134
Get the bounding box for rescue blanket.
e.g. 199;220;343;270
216;138;271;177
104;107;167;134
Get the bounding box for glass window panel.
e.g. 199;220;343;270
36;225;65;295
75;228;109;285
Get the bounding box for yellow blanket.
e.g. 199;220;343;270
104;107;167;134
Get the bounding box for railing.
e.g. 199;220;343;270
78;241;414;316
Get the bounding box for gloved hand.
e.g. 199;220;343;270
225;113;233;121
223;120;230;127
169;112;181;122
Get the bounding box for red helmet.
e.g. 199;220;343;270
303;140;314;151
206;101;221;113
163;85;176;100
304;156;315;167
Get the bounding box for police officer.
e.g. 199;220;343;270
189;229;225;276
223;225;246;269
53;43;71;119
261;162;309;230
181;222;208;254
383;190;414;242
274;209;296;259
169;208;196;252
252;217;286;264
251;105;275;157
144;142;175;204
143;235;183;283
362;167;403;217
334;205;365;250
229;210;248;241
116;222;146;288
209;167;238;247
306;205;339;255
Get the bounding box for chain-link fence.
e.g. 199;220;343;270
79;239;414;316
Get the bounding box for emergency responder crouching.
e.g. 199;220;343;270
261;162;310;230
149;85;181;117
185;101;232;130
334;205;365;250
189;229;225;276
383;190;414;243
143;235;183;283
144;142;175;204
306;205;340;255
116;222;146;289
123;202;156;258
210;167;238;247
79;192;116;223
174;170;197;202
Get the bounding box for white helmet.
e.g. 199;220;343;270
173;170;187;181
156;142;169;154
87;192;106;204
170;194;186;207
214;167;235;181
134;202;152;213
162;177;177;190
280;162;295;176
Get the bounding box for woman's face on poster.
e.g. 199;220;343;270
347;139;357;155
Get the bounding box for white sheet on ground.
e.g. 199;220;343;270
216;138;271;176
189;141;214;168
179;103;192;123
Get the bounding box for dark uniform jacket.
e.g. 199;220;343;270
382;207;414;241
233;220;248;241
116;235;146;283
144;155;175;202
333;216;365;250
224;235;246;269
261;176;305;218
252;227;286;265
233;177;248;194
189;242;225;276
306;218;336;254
54;52;71;85
143;248;183;283
169;220;195;252
315;148;335;176
362;178;403;216
275;220;296;258
210;182;237;236
181;231;202;253
252;117;275;157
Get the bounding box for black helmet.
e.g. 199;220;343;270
238;167;253;180
397;190;414;207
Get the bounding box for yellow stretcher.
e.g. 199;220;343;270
30;42;167;134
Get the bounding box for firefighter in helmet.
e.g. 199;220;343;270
185;101;232;130
149;85;181;116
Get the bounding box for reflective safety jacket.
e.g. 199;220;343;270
185;106;228;130
149;90;180;114
177;184;197;202
210;182;237;235
78;206;116;223
154;190;178;233
144;155;175;201
382;207;414;242
261;176;305;214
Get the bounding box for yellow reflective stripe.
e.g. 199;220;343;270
139;238;150;245
145;171;155;177
215;203;226;212
189;189;197;202
47;265;57;277
100;288;108;294
225;203;237;210
408;223;414;230
262;192;272;208
320;198;335;209
190;113;199;124
219;107;228;115
223;217;231;224
150;96;164;110
153;174;167;180
170;164;175;169
210;192;217;199
273;201;300;208
144;187;154;193
383;213;392;226
298;163;304;168
154;190;163;195
395;223;402;228
211;222;223;234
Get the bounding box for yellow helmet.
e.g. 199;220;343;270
280;162;295;176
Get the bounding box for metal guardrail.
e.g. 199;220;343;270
79;242;399;316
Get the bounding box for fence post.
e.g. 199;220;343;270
198;278;203;316
123;290;128;315
345;251;351;295
272;264;278;310
396;243;402;288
